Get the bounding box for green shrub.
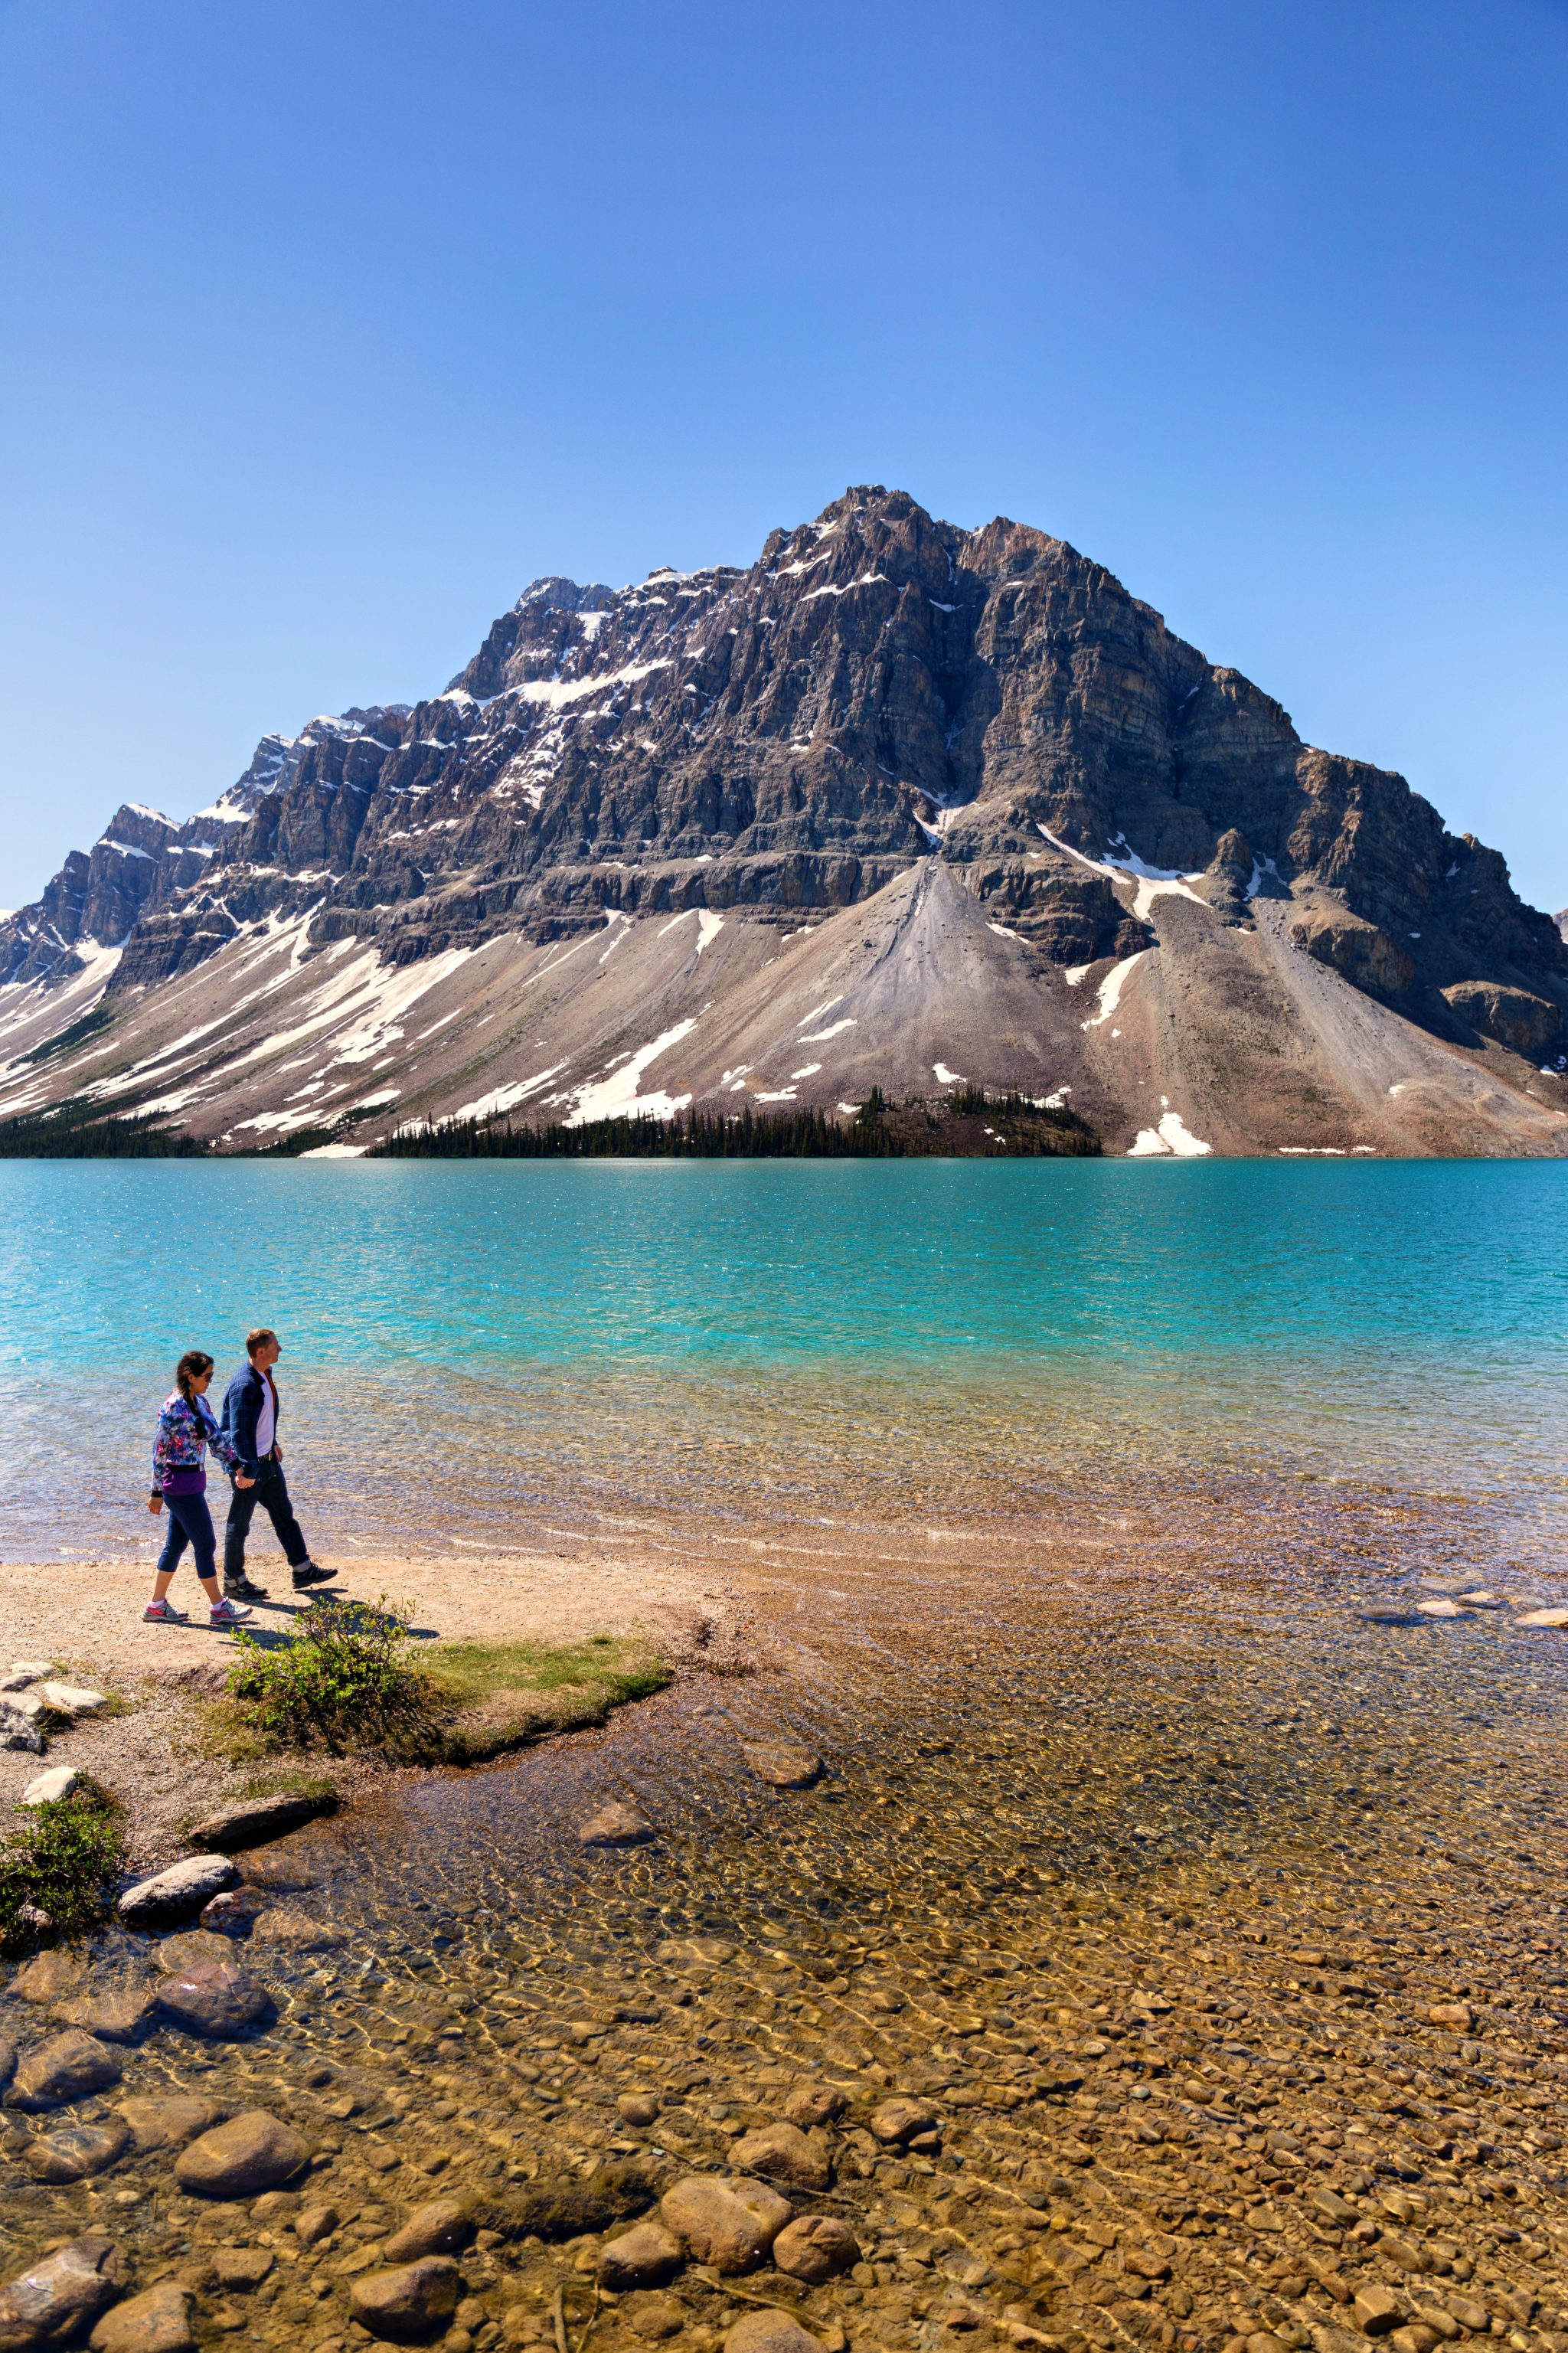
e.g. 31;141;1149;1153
227;1594;433;1756
0;1786;125;1955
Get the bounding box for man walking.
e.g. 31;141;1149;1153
220;1328;332;1599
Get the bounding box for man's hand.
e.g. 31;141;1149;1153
273;1440;284;1460
234;1471;255;1489
148;1494;163;1517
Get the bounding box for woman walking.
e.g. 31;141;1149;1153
145;1351;256;1626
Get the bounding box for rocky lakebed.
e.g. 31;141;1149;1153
1;1538;1566;2353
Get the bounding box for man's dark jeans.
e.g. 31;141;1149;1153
224;1458;309;1582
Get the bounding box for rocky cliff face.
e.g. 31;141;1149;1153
2;488;1564;1158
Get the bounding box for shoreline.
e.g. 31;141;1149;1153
0;1546;753;1871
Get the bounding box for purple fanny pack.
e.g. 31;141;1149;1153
162;1468;207;1497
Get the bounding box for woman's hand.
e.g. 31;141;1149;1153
148;1494;163;1517
234;1471;255;1489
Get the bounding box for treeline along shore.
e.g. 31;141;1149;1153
0;1089;1102;1161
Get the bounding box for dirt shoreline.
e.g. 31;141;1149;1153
0;1545;751;1868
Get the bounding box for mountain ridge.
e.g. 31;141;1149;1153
2;485;1565;1159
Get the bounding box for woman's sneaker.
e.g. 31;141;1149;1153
209;1597;253;1626
144;1598;188;1623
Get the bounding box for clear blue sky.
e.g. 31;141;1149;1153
2;0;1566;915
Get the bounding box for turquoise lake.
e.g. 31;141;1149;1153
1;1157;1565;1578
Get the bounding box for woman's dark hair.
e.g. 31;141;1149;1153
175;1351;214;1413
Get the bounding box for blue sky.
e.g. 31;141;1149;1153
2;0;1566;913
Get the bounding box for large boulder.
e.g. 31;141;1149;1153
187;1792;337;1852
770;2216;860;2283
89;2283;194;2353
382;2201;474;2262
729;2122;831;2191
174;2110;309;2198
0;2236;129;2351
348;2258;461;2342
1441;979;1563;1057
23;2118;130;2182
596;2223;684;2290
116;2096;217;2153
117;1856;238;1929
155;1958;271;2038
659;2177;792;2274
5;2031;122;2110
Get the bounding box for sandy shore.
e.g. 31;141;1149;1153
0;1543;749;1864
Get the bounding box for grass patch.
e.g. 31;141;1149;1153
423;1635;671;1764
0;1783;125;1956
214;1602;668;1766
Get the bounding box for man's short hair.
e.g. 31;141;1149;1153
246;1327;278;1358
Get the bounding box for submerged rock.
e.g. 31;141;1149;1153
729;2119;831;2189
724;2314;825;2353
596;2222;684;2290
23;2116;131;2182
660;2175;792;2273
578;1800;655;1846
867;2095;939;2145
54;1983;158;2043
6;2030;122;2110
0;2236;129;2350
348;2257;461;2341
174;2110;310;2197
247;1905;346;1953
155;1957;272;2038
383;2200;475;2261
771;2214;859;2283
116;2095;216;2153
741;1741;824;1789
88;2281;194;2353
11;1950;83;2005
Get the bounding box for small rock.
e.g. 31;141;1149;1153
1414;1601;1467;1619
655;1937;737;1967
188;1791;338;1852
729;2122;831;2191
54;1983;158;2044
118;1855;239;1928
152;1930;234;1973
579;1801;655;1847
175;2110;311;2198
21;1766;79;1806
1312;2189;1358;2224
249;2191;300;2223
24;2116;132;2181
38;1680;108;1716
198;1889;266;1933
155;1958;273;2038
598;2223;685;2291
239;1853;318;1891
0;2236;129;2349
661;2176;792;2273
1426;2002;1474;2031
9;1661;54;1681
724;2312;824;2353
1517;1606;1568;1629
771;2216;860;2283
247;1906;347;1953
867;2096;939;2146
292;2204;340;2245
0;1701;44;1751
618;2093;662;2126
89;2280;194;2353
116;2095;217;2152
741;1742;824;1790
211;2250;273;2290
5;2029;122;2110
628;2299;687;2342
348;2257;462;2341
1355;2286;1406;2338
12;1949;85;2005
0;2041;14;2091
780;2084;845;2129
383;2201;475;2261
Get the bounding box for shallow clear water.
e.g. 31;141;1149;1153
2;1158;1566;1567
